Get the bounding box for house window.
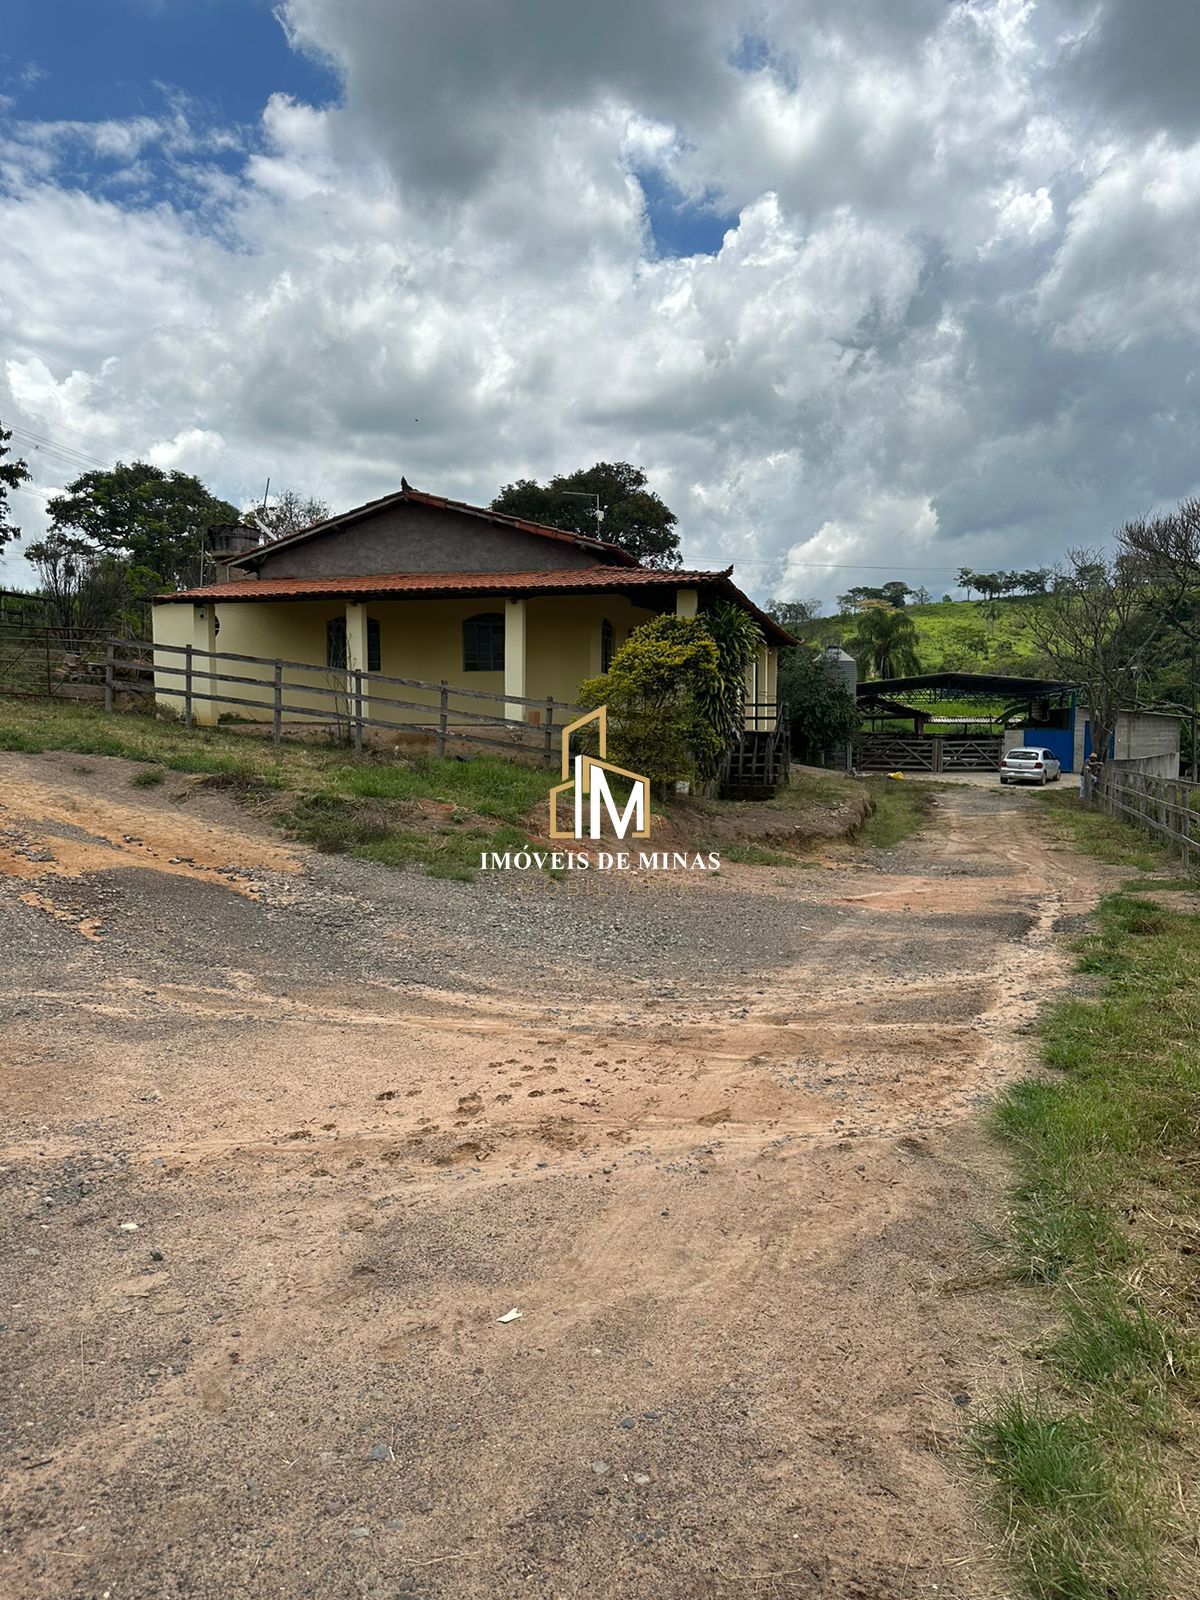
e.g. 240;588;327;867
326;616;381;672
600;618;615;672
463;611;505;672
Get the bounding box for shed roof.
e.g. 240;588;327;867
858;671;1077;702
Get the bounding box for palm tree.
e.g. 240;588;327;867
851;605;921;679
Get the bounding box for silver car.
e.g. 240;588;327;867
999;746;1062;785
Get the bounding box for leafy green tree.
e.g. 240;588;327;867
578;614;721;788
851;605;921;678
766;597;822;630
493;462;680;568
44;462;240;596
777;646;859;762
880;580;913;608
0;423;32;550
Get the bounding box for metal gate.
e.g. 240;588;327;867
855;733;1002;772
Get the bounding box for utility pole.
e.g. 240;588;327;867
1192;641;1198;782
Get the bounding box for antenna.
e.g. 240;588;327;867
559;491;604;528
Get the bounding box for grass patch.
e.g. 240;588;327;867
1034;789;1172;872
857;777;934;848
720;842;808;867
978;886;1200;1596
0;695;556;880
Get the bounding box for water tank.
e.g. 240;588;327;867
823;644;858;699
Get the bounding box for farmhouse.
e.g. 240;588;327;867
151;481;791;742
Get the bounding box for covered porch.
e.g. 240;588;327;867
151;580;781;742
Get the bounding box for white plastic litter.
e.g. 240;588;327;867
496;1308;523;1324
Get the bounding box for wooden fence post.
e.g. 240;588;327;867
183;644;194;729
272;661;283;747
104;640;115;714
436;680;448;758
353;670;364;753
543;698;555;765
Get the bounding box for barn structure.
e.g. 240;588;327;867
855;672;1181;776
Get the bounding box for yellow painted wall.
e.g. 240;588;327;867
151;592;664;727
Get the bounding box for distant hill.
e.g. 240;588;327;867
797;595;1050;679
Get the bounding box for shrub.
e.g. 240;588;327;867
578;614;723;789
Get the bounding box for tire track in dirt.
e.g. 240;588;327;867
0;760;1119;1600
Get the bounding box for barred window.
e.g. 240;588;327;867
326;616;381;672
601;618;615;673
463;612;505;672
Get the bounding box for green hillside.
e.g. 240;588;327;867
799;595;1050;678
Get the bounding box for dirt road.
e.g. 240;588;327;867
0;753;1113;1599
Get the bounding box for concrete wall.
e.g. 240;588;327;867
252;502;602;579
1114;711;1180;769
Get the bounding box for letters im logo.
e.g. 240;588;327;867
548;706;651;841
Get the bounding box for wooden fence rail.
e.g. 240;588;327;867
1098;766;1200;869
101;637;584;765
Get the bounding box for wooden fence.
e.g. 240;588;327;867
855;733;1004;772
119;638;584;764
1098;766;1200;870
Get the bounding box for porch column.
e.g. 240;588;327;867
190;604;218;727
504;597;527;723
345;601;370;727
755;644;770;727
675;587;699;619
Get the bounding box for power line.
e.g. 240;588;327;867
7;426;113;474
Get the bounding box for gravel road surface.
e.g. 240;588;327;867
0;752;1114;1599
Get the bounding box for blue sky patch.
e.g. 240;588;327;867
2;0;339;130
634;166;735;259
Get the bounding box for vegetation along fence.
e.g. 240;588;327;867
1098;766;1200;869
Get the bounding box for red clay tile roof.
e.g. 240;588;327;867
230;478;641;568
156;567;796;644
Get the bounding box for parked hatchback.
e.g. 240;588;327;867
999;747;1062;785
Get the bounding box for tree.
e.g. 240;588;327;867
957;567;976;600
577;614;721;788
766;597;822;631
1021;547;1162;786
777;646;859;762
696;600;763;761
45;462;240;597
880;580;913;608
24;532;131;639
493;462;681;568
1119;499;1200;779
0;423;31;550
850;605;921;678
246;488;330;541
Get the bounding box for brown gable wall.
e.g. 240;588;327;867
254;501;603;579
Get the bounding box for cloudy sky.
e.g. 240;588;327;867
2;0;1198;605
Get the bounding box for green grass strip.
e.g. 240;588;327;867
977;879;1200;1598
